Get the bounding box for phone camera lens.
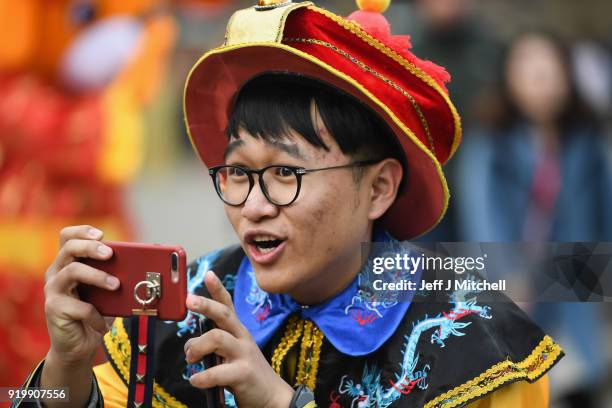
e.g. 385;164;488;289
171;252;178;271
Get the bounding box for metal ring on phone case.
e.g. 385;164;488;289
133;272;162;306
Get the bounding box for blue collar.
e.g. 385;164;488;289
233;229;421;356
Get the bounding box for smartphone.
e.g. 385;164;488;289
199;317;226;408
78;241;188;321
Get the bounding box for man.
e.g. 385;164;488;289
17;1;562;407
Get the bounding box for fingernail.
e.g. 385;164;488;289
98;244;112;256
207;270;218;282
88;227;103;239
106;276;119;289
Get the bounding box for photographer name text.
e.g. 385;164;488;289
372;278;506;292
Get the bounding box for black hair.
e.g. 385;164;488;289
226;73;406;188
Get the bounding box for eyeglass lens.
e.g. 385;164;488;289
214;166;299;205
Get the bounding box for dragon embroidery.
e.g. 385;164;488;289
245;267;272;321
344;236;419;326
336;282;492;408
170;250;221;337
344;274;401;326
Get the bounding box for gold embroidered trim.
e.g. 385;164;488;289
307;5;462;161
295;320;323;390
424;335;563;408
271;317;323;391
103;318;187;408
285;37;435;154
271;315;304;374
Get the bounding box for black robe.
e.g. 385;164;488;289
102;245;563;408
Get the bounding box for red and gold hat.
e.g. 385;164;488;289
184;0;461;240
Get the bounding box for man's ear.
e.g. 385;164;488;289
367;158;403;221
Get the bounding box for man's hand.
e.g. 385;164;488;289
185;271;294;408
41;225;119;407
44;225;118;363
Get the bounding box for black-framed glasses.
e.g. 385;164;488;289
209;160;380;206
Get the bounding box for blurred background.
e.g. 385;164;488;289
0;0;610;406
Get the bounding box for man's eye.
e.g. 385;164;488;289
228;167;247;177
274;167;294;177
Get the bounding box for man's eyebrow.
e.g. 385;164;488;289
223;138;305;161
267;140;305;160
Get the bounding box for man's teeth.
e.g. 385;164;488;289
252;235;284;253
253;235;278;242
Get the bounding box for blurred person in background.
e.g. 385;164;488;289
455;30;611;407
0;0;177;385
404;0;501;241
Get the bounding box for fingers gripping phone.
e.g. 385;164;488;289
199;316;226;408
78;241;188;321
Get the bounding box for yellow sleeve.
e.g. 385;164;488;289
93;362;129;408
465;375;549;408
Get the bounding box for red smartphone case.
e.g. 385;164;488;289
78;241;187;321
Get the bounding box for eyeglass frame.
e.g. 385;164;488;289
208;159;381;207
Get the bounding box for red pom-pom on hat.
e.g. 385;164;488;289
347;0;451;91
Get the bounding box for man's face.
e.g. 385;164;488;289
223;108;373;304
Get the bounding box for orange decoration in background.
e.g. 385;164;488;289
0;0;177;387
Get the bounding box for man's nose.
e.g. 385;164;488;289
240;178;279;221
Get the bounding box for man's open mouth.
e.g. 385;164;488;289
251;236;285;254
244;231;288;262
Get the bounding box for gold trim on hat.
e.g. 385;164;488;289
285;37;436;155
256;0;293;11
308;5;462;163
